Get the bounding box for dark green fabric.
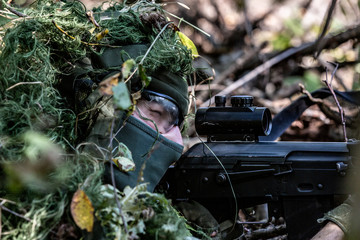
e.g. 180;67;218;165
91;44;149;69
107;115;183;192
91;44;189;117
318;196;353;235
147;71;189;117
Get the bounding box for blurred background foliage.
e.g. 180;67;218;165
157;0;360;143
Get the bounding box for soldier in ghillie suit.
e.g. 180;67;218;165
0;0;219;239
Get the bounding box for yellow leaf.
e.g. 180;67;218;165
176;31;199;58
89;27;96;34
70;189;94;232
95;29;109;41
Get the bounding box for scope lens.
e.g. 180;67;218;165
262;109;272;136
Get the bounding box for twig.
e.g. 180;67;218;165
5;5;27;17
323;64;348;141
86;11;100;28
6;81;43;91
124;22;173;84
318;58;348;90
164;10;211;37
197;49;253;103
201;42;314;107
299;83;324;104
0;202;32;222
0;201;57;235
201;24;360;107
108;117;128;234
52;20;102;46
0;202;2;239
314;0;338;58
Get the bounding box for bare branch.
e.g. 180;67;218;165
299;83;324;104
201;42;313;107
323;65;348;141
0;202;32;222
314;0;338;58
108;117;128;234
200;24;360;107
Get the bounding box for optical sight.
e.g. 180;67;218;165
195;95;272;141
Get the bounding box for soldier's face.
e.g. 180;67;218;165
133;100;183;146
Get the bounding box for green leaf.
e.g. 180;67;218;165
303;70;322;92
113;82;131;110
122;59;136;79
112;156;135;172
271;33;291;51
139;64;151;87
284;18;304;37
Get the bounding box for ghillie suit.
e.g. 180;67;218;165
0;0;201;239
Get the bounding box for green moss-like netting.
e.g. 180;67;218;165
0;0;195;239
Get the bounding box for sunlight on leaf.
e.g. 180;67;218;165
122;59;136;79
70;189;94;232
176;31;199;58
112;156;135;172
112;143;135;172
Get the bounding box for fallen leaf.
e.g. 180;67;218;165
70;189;94;232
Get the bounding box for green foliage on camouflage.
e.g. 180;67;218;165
96;184;193;239
0;0;196;239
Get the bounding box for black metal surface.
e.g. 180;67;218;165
156;140;358;240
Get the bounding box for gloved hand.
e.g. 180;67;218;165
318;196;353;235
176;200;221;239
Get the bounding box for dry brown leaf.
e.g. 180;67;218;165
70;189;94;232
99;72;120;96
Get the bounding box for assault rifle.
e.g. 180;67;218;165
156;94;359;240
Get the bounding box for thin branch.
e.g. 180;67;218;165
108;117;128;234
0;203;2;239
125;22;173;84
318;58;348;90
200;24;360;106
323;64;348;141
164;10;211;37
6;81;43;91
314;0;338;58
0;202;32;222
4;5;27;17
201;42;314;107
299;83;324;104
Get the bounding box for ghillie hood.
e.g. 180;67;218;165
0;0;198;239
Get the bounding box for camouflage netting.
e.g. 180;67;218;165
0;0;197;239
